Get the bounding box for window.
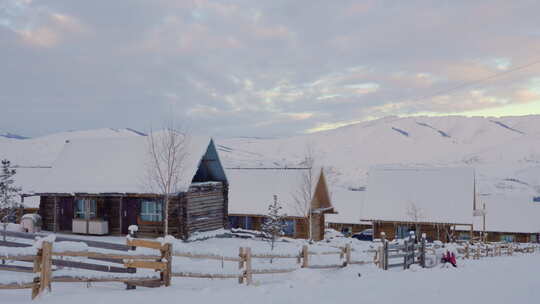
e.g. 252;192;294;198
501;235;514;243
458;233;471;241
74;199;97;219
396;225;411;239
282;219;295;236
140;200;163;222
229;216;241;229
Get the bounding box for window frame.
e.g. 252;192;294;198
140;199;163;223
74;198;97;220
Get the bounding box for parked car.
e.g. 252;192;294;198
352;228;373;241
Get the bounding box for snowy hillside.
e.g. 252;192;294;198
0;128;146;167
216;115;540;203
2;116;540;206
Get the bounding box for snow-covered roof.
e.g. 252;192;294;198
325;188;366;224
471;194;540;234
34;133;215;194
227;169;311;218
363;167;475;224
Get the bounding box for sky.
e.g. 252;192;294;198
1;0;540;138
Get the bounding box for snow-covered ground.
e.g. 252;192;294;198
2;245;539;304
1;230;539;303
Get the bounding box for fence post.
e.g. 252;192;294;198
245;247;253;285
238;247;245;284
420;234;426;268
160;243;172;287
301;245;309;268
31;246;43;299
37;241;52;296
344;244;352;267
126;232;137;290
383;239;389;270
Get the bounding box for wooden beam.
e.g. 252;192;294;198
124;261;166;271
126;239;164;250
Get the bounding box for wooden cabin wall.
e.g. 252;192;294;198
373;222;454;242
295;218;308;239
183;183;225;239
103;197;122;235
327;223;372;235
38;196;57;232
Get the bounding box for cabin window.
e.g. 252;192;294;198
458;233;471;241
140;200;163;222
74;198;97;219
229;216;241;229
282;219;295;236
501;235;514;243
396;225;411;239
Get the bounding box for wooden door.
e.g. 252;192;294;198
122;198;139;234
58;197;74;231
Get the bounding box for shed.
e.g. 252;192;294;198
227;168;334;241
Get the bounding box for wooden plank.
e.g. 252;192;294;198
124;261;167;271
0;264;34;273
173;252;241;262
307;264;345;269
53;259;135;273
251;253;300;259
52;276;160;284
251;268;296;274
0;282;35;289
0;255;36;261
126;239;163;250
2;230;130;251
53;251;161;260
172;272;240;279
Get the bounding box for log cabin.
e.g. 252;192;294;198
33;134;228;239
361;167;476;242
226;168;335;241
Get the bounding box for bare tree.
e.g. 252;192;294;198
147;126;189;236
292;144;317;241
406;202;424;240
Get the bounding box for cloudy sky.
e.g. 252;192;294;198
1;0;540;137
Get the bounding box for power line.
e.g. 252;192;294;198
410;57;540;103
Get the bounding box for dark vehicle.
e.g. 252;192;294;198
352;228;373;241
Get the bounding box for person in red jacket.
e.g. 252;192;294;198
441;251;457;267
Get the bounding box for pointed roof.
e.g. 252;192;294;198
35;133;222;194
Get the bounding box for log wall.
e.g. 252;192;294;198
183;183;226;240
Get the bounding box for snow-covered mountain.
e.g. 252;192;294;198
1;117;539;204
216;115;540;202
0;131;29;140
0;128;146;167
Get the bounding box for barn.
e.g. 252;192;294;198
33;134;228;239
226;168;334;241
362;167;475;242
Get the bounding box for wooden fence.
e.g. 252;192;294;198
0;236;172;299
173;243;370;285
377;233;426;270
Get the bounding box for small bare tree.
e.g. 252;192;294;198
406;202;424;240
261;195;287;256
292;144;317;241
147;126;189;236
